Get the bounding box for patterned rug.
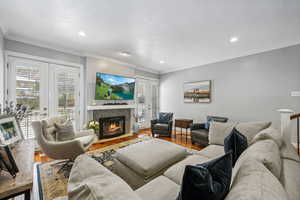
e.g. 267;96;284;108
36;135;151;200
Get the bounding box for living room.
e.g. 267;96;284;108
0;1;300;200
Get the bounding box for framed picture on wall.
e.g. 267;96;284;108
183;80;211;103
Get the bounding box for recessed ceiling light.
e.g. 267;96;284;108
119;51;131;57
78;31;86;37
230;36;239;43
159;60;165;64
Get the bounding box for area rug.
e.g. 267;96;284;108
35;135;151;200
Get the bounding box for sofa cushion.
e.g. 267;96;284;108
205;116;228;130
153;123;169;130
232;139;282;180
164;154;211;185
177;152;232;200
68;154;141;200
251;127;283;147
197;144;225;159
43;125;56;141
191;129;208;137
74;135;94;147
224;128;248;167
135;176;180;200
54;120;75;141
280;159;300;200
235;121;271;144
280;140;300;162
116;139;187;179
209;122;237;145
225;159;288;200
209;121;271;146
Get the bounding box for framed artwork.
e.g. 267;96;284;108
183;80;211;103
0;145;19;177
0;115;23;146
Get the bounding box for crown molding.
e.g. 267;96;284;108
160;42;300;74
4;35;160;74
4;35;84;57
84;53;159;74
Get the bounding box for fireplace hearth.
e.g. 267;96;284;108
99;116;125;139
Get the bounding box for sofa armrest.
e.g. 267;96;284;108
151;119;158;126
44;139;85;160
168;120;173;129
75;129;95;138
190;123;206;130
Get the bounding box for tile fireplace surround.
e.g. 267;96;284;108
91;107;132;136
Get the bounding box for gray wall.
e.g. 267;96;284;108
0;29;4;105
160;44;300;143
85;57;160;121
4;39;85;65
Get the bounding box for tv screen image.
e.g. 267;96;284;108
95;73;135;100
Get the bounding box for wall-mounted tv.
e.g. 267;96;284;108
95;73;135;100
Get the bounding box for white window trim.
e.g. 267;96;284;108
4;50;86;128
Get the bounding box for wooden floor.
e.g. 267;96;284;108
35;129;204;163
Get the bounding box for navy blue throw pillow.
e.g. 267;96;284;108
177;152;232;200
224;128;248;167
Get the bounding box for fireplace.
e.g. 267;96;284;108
99;116;126;139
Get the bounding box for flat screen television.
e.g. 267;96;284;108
95;73;135;100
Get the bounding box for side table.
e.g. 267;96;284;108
174;119;193;143
0;139;35;200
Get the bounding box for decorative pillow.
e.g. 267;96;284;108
251;127;283;147
235;121;272;144
54;120;75;141
224;128;248;167
205;116;228;130
177;152;232;200
41;120;56;141
232;139;282;180
209;121;271;146
209;122;238;145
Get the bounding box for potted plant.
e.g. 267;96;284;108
86;120;100;134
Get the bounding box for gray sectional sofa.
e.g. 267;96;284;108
66;121;300;200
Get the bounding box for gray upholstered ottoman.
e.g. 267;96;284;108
113;139;187;189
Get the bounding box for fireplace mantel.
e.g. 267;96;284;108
87;104;136;111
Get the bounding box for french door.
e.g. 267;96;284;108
7;57;81;138
136;78;159;129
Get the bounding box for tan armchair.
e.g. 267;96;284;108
32;116;96;162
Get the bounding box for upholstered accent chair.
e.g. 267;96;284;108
32;116;96;172
151;112;174;137
190;116;228;146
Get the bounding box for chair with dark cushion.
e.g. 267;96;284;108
190;116;228;146
151;112;174;137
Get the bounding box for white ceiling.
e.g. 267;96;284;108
1;0;300;74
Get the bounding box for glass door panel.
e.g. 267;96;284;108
8;57;49;139
136;78;159;129
50;64;80;130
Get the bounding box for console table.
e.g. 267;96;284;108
0;139;35;200
174;119;193;142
